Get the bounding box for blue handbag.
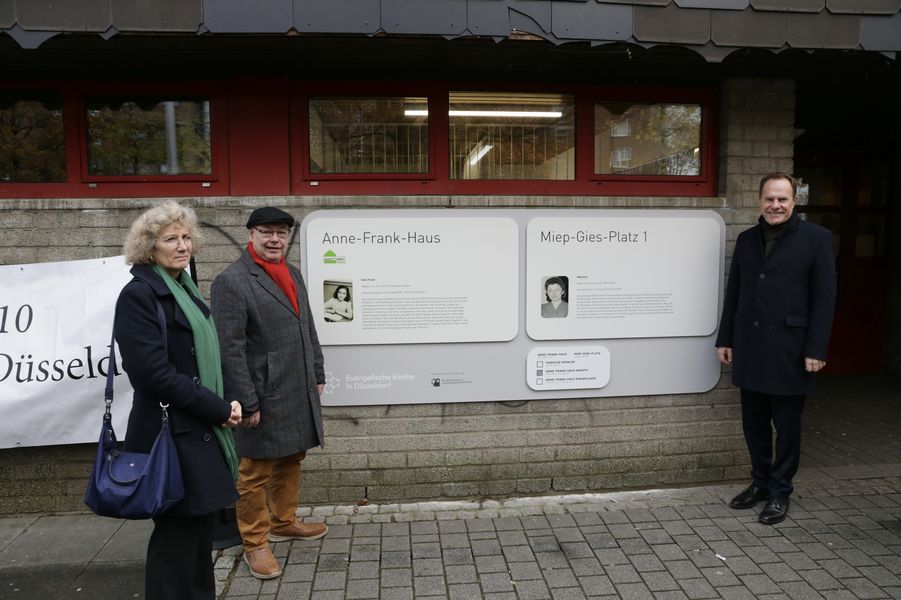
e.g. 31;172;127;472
84;296;185;519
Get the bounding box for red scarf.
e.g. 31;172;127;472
248;242;299;314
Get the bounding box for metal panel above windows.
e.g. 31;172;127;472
750;0;824;11
827;0;901;14
0;3;13;29
110;0;202;32
787;11;860;48
711;8;787;47
633;5;711;44
381;0;467;35
860;12;901;50
550;3;632;41
203;0;293;33
16;0;109;32
294;0;380;34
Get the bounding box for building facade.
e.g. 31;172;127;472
1;0;899;515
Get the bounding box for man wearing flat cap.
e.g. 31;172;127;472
211;207;327;579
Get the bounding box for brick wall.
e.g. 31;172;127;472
0;77;797;516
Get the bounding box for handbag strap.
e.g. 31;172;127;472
105;281;167;417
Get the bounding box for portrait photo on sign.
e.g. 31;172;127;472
323;280;354;323
541;275;569;318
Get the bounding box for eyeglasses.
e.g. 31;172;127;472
253;227;291;240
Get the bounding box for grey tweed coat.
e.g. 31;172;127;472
211;250;325;459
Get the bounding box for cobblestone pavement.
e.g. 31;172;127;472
214;476;901;600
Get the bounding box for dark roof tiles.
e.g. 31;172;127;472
110;0;201;32
827;0;901;14
634;4;711;43
17;0;110;32
552;2;632;40
676;0;749;8
859;12;901;50
1;0;899;58
711;8;788;46
751;0;824;11
787;10;859;47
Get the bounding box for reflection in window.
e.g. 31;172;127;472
595;102;701;176
611;147;631;169
0;95;66;182
86;98;211;176
610;118;630;138
449;92;574;180
308;97;428;174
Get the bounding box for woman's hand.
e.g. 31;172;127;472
223;400;242;427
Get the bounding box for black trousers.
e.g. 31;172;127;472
740;389;805;499
146;512;216;600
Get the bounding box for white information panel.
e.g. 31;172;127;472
300;209;725;406
305;216;519;345
526;346;611;391
527;216;721;341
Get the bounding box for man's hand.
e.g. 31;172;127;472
241;411;261;428
716;347;732;365
317;383;325;396
805;357;826;373
223;400;242;427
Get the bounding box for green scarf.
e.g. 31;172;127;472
153;264;239;480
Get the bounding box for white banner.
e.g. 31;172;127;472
0;256;133;448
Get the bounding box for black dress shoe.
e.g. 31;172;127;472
759;497;790;525
729;484;769;509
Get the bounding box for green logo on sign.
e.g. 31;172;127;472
323;250;345;265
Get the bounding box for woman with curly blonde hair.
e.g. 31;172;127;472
115;201;241;600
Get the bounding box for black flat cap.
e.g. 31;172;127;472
246;207;295;228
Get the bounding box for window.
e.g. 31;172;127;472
595;102;701;176
449;92;574;180
308;97;429;174
0;94;66;183
85;98;212;176
610;118;630;138
610;147;631;169
0;82;715;198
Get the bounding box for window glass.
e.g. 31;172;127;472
0;95;66;183
595;102;701;176
86;98;212;176
308;97;428;174
449;92;574;180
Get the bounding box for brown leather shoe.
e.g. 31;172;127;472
244;547;282;579
269;520;328;542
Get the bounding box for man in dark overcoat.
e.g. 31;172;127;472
211;207;327;579
716;172;836;525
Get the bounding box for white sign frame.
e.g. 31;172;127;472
300;209;725;406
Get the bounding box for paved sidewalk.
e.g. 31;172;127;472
2;375;900;599
2;473;901;600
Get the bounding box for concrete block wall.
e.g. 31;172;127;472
0;77;797;516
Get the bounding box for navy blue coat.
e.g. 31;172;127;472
113;264;238;516
715;213;837;396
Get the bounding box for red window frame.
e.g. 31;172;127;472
585;87;716;190
291;82;717;197
0;79;716;199
298;84;438;182
0;81;229;198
